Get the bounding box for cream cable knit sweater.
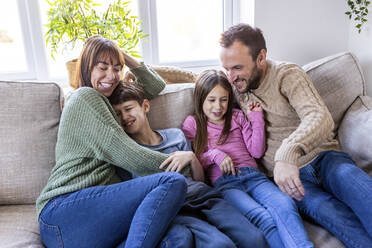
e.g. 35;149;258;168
237;59;339;175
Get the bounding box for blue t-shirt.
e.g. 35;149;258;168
116;128;191;180
141;128;192;154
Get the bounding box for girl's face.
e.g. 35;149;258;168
202;84;229;125
91;55;122;97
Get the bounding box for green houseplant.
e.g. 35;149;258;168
345;0;370;33
45;0;147;88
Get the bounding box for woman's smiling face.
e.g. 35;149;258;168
90;54;123;97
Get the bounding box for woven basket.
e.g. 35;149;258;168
66;59;79;89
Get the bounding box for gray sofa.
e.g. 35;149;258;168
1;52;371;247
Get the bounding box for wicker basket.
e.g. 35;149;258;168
66;59;79;89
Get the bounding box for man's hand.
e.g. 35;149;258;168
219;156;236;176
159;151;193;173
273;161;305;201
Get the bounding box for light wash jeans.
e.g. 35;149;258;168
214;167;313;248
39;172;187;248
297;150;372;248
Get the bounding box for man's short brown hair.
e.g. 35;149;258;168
220;23;266;60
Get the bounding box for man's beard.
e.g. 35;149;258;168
238;65;263;93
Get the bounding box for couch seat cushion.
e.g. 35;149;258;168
0;204;43;248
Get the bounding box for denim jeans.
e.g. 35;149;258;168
38;172;187;248
159;215;236;248
214;167;313;248
296;150;372;248
181;178;268;248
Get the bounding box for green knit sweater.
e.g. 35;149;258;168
36;65;186;216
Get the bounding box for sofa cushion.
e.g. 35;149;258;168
0;81;63;204
148;83;195;130
338;96;372;176
304;221;345;248
303;52;365;130
0;204;43;248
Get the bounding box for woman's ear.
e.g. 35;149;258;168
142;99;150;113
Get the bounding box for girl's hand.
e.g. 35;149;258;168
248;102;262;112
159;151;193;173
219;155;236;176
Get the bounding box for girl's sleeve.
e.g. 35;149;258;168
239;110;266;158
131;64;166;99
182;115;227;169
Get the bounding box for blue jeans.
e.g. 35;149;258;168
297;151;372;248
38;172;187;248
214;167;313;248
159;215;236;248
181;178;268;248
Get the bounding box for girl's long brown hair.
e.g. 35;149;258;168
193;70;234;156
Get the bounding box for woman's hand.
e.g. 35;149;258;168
122;52;141;69
159;151;193;173
159;151;204;181
219;155;236;176
123;71;136;84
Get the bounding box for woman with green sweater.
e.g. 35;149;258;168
36;36;187;248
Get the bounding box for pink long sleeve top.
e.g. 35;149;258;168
182;109;266;183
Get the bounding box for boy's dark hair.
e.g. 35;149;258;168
220;23;266;60
108;82;146;106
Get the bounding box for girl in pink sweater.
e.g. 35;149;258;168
182;69;313;248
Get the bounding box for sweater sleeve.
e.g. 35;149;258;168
181;115;197;142
131;63;166;99
58;88;191;177
240;110;266;158
275;68;334;165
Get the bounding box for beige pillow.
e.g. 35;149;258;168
338;96;372;176
0;81;63;204
148;83;195;130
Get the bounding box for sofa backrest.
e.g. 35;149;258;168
0;81;63;205
303;52;365;130
149;52;365;133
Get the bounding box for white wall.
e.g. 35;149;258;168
348;11;372;96
252;0;349;66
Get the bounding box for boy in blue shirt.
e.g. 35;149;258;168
109;83;268;248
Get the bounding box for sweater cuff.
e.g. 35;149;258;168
130;63;166;98
248;111;265;124
274;143;301;166
213;151;228;166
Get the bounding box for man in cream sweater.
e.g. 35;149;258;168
219;23;372;248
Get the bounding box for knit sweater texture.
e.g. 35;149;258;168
36;65;182;216
236;59;339;175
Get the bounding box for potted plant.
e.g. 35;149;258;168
45;0;147;88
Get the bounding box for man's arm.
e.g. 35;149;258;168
273;68;334;200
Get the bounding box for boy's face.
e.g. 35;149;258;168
113;100;150;135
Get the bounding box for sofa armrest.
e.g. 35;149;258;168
338;96;372;176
